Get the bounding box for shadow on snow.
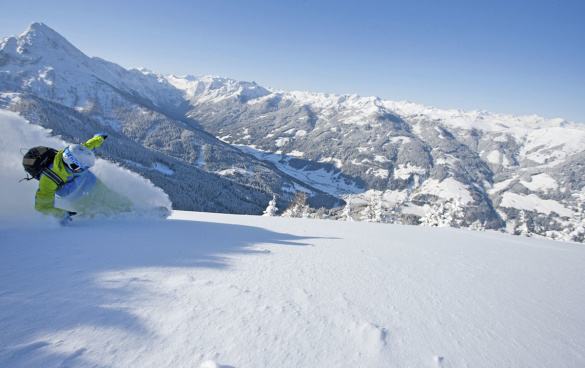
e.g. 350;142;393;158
0;217;319;367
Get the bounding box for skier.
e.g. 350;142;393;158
34;133;108;225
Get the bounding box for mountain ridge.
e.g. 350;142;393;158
2;22;584;242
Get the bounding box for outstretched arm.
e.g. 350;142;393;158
82;133;107;151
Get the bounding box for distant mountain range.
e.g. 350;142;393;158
2;22;584;242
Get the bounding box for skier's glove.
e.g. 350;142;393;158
95;133;108;140
59;211;77;226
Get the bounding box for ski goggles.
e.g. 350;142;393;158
63;147;90;173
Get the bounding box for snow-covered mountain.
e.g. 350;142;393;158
2;22;584;241
1;116;584;367
0;23;338;215
172;75;585;238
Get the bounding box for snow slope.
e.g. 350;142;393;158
1;111;585;368
2;211;585;367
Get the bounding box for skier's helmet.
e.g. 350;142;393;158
62;144;95;174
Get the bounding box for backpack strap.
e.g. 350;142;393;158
19;175;34;183
41;167;65;191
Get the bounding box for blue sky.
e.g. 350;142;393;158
1;0;584;122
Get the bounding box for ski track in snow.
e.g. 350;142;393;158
1;110;585;367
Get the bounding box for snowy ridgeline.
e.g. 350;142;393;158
2;23;585;244
1;211;584;368
2;21;583;239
